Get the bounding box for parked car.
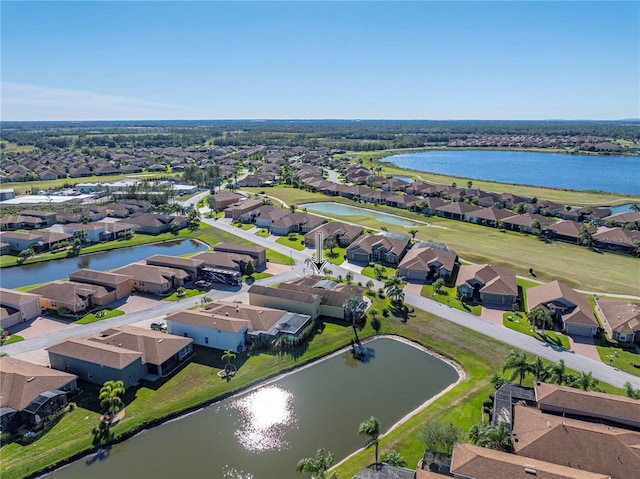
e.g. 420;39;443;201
151;321;167;331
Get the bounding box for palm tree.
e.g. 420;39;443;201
384;274;406;305
546;359;567;385
629;203;640;213
530;219;542;236
99;380;125;417
296;447;335;479
323;235;338;255
345;271;354;284
365;280;375;293
467;180;473;189
527;308;553;338
433;278;445;295
528;356;548;382
408;229;418;241
502;350;531;385
358;416;381;469
569;371;599;391
221;349;237;375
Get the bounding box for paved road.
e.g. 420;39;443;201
3;213;639;390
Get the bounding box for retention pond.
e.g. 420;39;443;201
2;239;208;290
48;337;459;479
301;202;418;226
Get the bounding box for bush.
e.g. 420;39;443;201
382;308;390;318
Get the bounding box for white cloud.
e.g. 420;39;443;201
0;83;217;121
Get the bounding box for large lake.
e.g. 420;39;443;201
48;337;458;479
1;239;207;290
385;150;640;195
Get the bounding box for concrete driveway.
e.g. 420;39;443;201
568;335;602;362
481;304;512;326
7;316;77;340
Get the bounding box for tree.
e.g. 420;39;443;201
296;447;335;479
433;278;445;295
345;271;354;284
569;371;599;391
546;359;567;385
221;349;237;375
468;423;512;452
373;265;386;281
99;380;125;417
370;315;381;332
629;203;640;213
365;280;375;293
408;229;418;240
513;202;527;214
380;451;406;467
419;421;461;454
527;308;553;338
624;381;640;399
528;356;549;382
467;180;473;189
244;260;255;279
579;226;594;248
530;219;542;236
358;416;381;469
323;235;338;255
502;350;531;386
384;273;406;305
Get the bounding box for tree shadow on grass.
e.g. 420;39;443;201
389;302;415;323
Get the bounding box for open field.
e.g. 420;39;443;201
351;150;640;206
243;186;640;296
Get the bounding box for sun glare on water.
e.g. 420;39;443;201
231;386;296;453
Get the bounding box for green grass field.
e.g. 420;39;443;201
503;312;571;350
243;186;640;297
275;233;306;251
74;309;125;325
421;283;482;316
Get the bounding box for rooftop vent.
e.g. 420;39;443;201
27;377;36;382
158;339;164;343
225;312;229;316
524;466;537;475
547;421;552;428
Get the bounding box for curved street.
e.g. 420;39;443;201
3;211;639;390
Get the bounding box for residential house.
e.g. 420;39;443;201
0;242;10;255
456;264;518;305
434;202;479;221
62;223;107;243
248;284;321;320
248;206;290;227
594;297;640;343
502;213;556;234
269;212;326;236
409;197;447;215
346;233;411;265
511;404;640;479
0;215;46;231
534;381;640;430
593;227;640;255
30;281;115;314
37;231;73;251
604;211;640;228
0;231;43;252
544;221;595;244
385;193;422;209
190;251;254;273
0;288;42;329
112;263;189;294
419;442;610;479
47;337;144;389
84;325;193;378
122;213;188;235
526;281;599;336
0;357;77;434
165;309;249;353
143;254;205;281
212;243;267;270
223;198;264;220
398;245;458;282
68;269;132;302
210;192;245;210
465;207;514;227
303;221;364;248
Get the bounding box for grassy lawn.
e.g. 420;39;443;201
1;334;25;346
255;228;270;238
361;264;398;282
74;309;125;325
594;335;640;376
275;234;306;251
324;246;346;266
503;312;571;350
163;288;202;302
421;283;482;316
244;272;272;282
244;186;640;296
231;222;254;231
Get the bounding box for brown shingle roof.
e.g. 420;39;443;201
165;310;250;333
46;337;142;370
398;246;457;274
0;288;41;306
0;357;77;410
450;442;610;479
456;264;517;296
248;284;320;304
526;281;598;328
596;298;640;334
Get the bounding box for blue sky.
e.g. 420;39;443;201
1;1;638;120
